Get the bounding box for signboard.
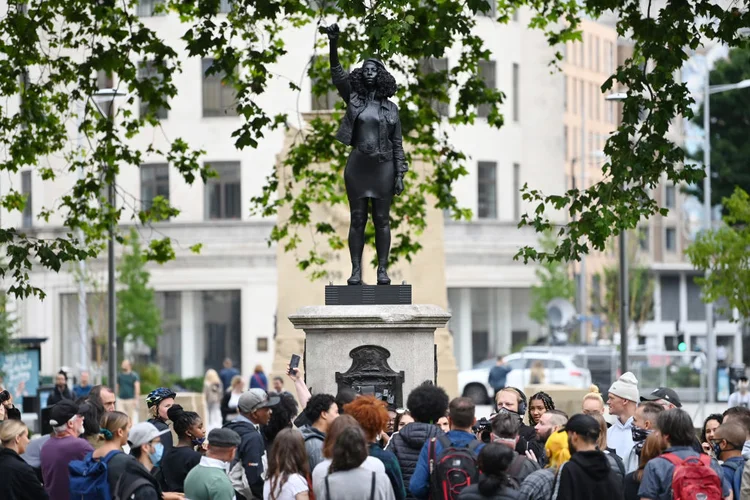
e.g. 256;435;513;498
0;349;40;407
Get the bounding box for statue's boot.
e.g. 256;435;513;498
348;262;362;286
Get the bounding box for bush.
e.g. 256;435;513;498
175;377;204;393
134;363;163;394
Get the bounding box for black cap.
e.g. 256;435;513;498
49;400;80;426
208;428;241;448
563;414;600;440
640;387;682;408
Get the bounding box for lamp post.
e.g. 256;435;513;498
91;88;126;388
605;92;629;373
702;76;750;402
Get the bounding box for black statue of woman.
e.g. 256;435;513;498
325;23;407;286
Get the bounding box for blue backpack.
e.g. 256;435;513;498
722;457;746;500
69;450;121;500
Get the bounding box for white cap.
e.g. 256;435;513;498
127;422;170;448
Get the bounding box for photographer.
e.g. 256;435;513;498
0;389;21;421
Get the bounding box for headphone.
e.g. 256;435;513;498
497;387;527;415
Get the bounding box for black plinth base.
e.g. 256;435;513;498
325;284;412;305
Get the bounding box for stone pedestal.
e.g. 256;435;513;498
289;304;450;404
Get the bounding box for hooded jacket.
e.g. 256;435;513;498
388;423;443;497
551;450;624;500
0;447;49;500
225;418;266;500
299;424;326;473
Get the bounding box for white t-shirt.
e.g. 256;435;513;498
728;391;750;409
312;456;385;491
263;473;309;500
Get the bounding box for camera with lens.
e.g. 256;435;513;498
473;417;493;443
0;390;10;403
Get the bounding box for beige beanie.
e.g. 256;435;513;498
608;371;639;402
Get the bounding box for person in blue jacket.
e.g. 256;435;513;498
409;397;484;499
224;389;279;499
488;356;512;395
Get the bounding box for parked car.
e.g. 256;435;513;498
458;352;593;404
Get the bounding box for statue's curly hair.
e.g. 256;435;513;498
350;64;397;99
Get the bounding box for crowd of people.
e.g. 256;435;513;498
2;359;750;500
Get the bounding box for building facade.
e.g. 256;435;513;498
9;6;567;381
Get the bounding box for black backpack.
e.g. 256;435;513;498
428;435;481;500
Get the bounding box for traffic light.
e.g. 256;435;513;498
677;332;687;352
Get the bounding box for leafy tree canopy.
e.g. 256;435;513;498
686;187;750;320
687;47;750;210
0;0;748;295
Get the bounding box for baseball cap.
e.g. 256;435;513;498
208;428;241;448
640;387;682;408
49;400;80;426
238;389;280;413
563;414;600;440
128;422;171;448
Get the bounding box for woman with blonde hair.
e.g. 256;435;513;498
221;375;245;424
0;419;47;499
203;369;223;430
582;385;606;416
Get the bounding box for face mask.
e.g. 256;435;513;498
712;442;722;457
631;425;650;443
149;443;164;465
192;437;206;447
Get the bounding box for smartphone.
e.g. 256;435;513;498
289;354;301;372
0;390;9;403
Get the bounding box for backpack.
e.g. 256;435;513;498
504;454;527;490
428;435;481;500
721;458;746;499
661;453;723;500
113;465;154;500
69;450;122;500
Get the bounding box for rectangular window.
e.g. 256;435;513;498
140;164;170;213
563;76;568;112
420;58;450;117
478;59;496;118
202;58;238;117
138;61;168;119
665;184;676;209
592;274;602;310
480;0;497;17
96;70;113;90
21;170;31;228
589;38;593;71
580;81;585;119
513;163;520;221
512;63;519;122
564;125;568;161
477;161;497;219
137;0;165;16
310;55;338;111
205;162;241;220
219;0;232;13
595;37;600;72
512;8;519;21
638;226;649;251
665;227;677;252
609;42;615;73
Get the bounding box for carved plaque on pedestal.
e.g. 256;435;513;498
335;345;405;407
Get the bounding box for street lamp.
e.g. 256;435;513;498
91;87;126;389
702;76;750;402
604;91;629;374
605;75;750;388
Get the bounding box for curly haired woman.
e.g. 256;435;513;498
325;23;407;286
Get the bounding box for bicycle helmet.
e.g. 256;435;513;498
146;387;177;409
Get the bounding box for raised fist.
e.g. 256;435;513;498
325;23;340;41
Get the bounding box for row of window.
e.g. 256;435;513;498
564;126;613;163
20;163;241;228
137;0;232;16
311;57;521;122
563;77;617;124
638;225;679;253
565;35;616;75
